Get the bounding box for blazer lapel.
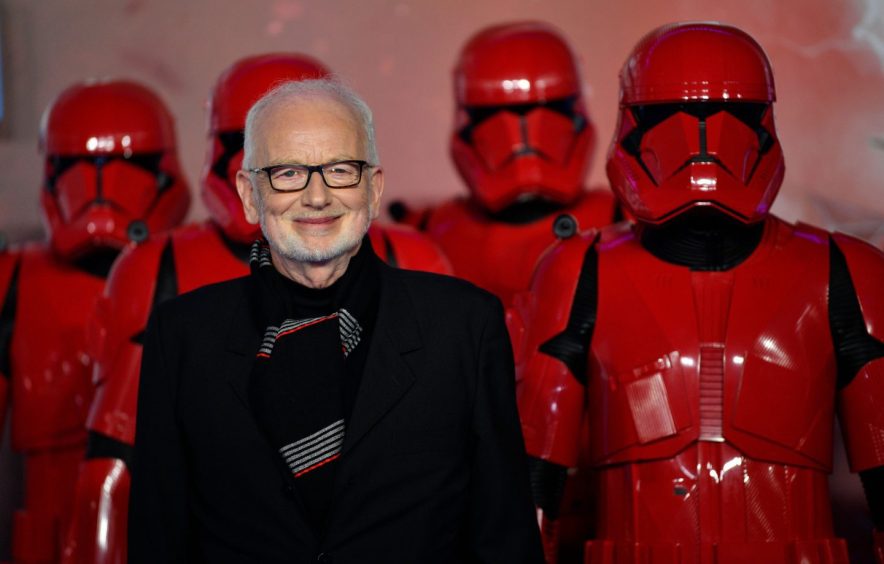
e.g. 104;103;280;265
341;269;422;456
221;287;318;543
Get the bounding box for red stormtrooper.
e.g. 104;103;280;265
0;80;190;564
511;22;884;564
392;21;617;307
62;53;451;564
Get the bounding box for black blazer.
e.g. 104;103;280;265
128;261;543;563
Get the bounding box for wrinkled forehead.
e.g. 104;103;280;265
253;95;366;160
256;93;361;135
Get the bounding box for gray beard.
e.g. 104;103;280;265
260;212;371;264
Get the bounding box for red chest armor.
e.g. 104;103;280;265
591;218;834;468
587;218;844;562
11;246;104;450
425;189;614;305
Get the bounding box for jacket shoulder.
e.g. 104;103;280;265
152;275;250;327
388;265;501;311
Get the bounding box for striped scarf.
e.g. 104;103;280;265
246;237;379;532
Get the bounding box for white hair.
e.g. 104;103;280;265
242;77;379;169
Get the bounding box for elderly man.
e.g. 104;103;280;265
127;78;543;563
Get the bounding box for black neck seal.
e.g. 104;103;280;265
640;208;764;271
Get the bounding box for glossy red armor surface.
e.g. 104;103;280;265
840;357;884;472
606;23;784;225
3;245;109;563
589;220;837;470
62;459;129;564
619;23;775;104
64;221;450;563
514;215;884;563
424;190;614;306
455;21;580;106
833;233;884;473
513;230;597;467
201;54;330;243
368;223;453;275
451;21;596;212
39;80;190;260
833;233;884;344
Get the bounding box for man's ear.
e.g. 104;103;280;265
235;170;261;225
368;166;385;220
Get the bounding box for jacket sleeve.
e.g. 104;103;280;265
128;306;193;563
467;296;545;563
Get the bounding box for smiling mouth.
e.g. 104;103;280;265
295;216;340;225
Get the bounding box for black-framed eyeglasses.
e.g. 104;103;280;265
248;159;372;192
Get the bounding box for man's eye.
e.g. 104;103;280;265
271;167;304;179
327;165;356;176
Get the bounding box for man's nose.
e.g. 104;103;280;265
300;171;332;207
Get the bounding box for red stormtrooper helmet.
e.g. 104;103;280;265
202;53;330;242
451;22;596;214
39;79;190;260
606;22;785;225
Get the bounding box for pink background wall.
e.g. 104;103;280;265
0;0;880;560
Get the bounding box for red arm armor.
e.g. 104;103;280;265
828;233;884;562
62;458;130;564
831;233;884;472
63;236;168;564
514;229;602;563
515;231;598;468
87;236;168;443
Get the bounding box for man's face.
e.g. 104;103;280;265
236;95;383;265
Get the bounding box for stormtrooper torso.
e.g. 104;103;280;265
11;244;103;451
426;190;614;305
586;216;843;560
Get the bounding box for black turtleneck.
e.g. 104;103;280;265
272;238;380;420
